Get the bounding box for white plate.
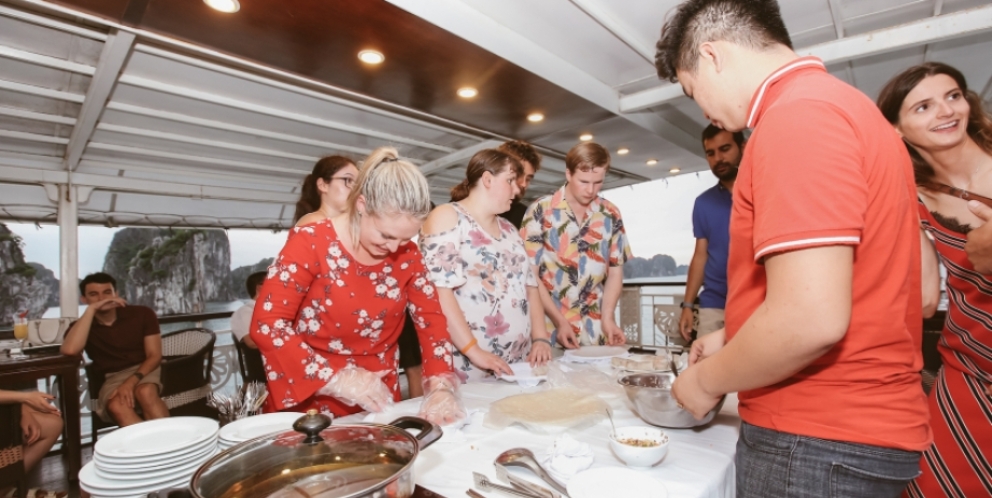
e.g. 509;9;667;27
567;467;668;498
95;417;218;459
80;461;192;494
94;447;220;481
564;346;628;360
498;362;548;385
218;412;305;443
95;434;217;465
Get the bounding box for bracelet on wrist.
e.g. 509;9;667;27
680;301;697;310
531;338;553;347
132;371;145;381
459;337;478;355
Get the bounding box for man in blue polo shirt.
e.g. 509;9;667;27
678;125;744;341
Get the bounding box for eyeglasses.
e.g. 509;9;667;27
330;176;355;188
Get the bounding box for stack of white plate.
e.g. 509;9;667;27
218;412;305;450
80;417;219;498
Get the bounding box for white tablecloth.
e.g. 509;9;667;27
339;376;740;498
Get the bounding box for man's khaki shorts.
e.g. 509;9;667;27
697;308;726;337
95;364;163;422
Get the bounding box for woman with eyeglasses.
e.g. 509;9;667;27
251;147;465;426
293;155;359;226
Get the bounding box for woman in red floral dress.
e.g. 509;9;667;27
250;147;464;425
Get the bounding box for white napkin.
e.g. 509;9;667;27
540;433;595;483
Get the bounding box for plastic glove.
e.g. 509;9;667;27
418;372;466;426
317;367;394;413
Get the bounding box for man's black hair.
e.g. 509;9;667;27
656;0;793;82
246;271;267;300
79;272;117;295
702;124;745;149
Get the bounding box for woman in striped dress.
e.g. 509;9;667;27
878;63;992;497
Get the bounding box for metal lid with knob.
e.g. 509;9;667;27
189;414;443;498
293;409;333;444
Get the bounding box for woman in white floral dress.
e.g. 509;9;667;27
420;149;553;381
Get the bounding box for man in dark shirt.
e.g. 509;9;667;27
499;140;543;228
61;273;168;426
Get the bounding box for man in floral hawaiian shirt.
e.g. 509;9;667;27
522;142;632;347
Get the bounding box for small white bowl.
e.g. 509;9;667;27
609;426;669;468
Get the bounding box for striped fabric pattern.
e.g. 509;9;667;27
906;207;992;497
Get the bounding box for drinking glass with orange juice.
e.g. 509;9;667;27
12;311;29;352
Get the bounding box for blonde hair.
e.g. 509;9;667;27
347;146;432;243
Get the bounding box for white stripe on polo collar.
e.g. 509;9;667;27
745;58;826;129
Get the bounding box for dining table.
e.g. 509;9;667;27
0;349;83;482
339;365;741;498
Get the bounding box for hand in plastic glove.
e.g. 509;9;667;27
418;373;466;426
317;367;394;413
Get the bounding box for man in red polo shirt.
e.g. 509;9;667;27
656;1;931;496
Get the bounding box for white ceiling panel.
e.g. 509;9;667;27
0;13;104;66
104;84;445;161
0;57;91;95
850;46;928;101
0;183;55;221
122;48;479;151
461;0;653;88
3;0;992;229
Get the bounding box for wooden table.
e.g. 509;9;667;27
0;351;82;482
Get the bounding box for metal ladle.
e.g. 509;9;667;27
495;449;569;497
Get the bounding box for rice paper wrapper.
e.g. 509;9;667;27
483;387;609;434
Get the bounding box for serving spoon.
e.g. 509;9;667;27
495;449;569;497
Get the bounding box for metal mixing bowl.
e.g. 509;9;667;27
618;372;726;428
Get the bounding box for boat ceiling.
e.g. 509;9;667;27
1;0;991;228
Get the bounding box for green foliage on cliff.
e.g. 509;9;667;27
154;229;202;262
122;230;205;279
8;263;37;278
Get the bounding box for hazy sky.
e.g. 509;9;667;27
6;172;715;279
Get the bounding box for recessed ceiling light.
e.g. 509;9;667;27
617;147;629;155
527;113;544;123
579;133;593;141
457;87;478;99
646;159;658;166
204;0;239;12
670;166;681;173
358;50;385;65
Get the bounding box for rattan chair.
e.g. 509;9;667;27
86;327;217;442
0;403;27;498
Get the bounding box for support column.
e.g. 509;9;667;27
58;184;79;318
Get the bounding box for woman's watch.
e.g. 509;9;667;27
680;301;696;310
132;371;145;381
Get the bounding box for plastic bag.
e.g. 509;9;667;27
546;360;625;399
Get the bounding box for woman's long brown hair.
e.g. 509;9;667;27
877;62;992;184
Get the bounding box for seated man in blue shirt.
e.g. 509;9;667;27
679;125;744;341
